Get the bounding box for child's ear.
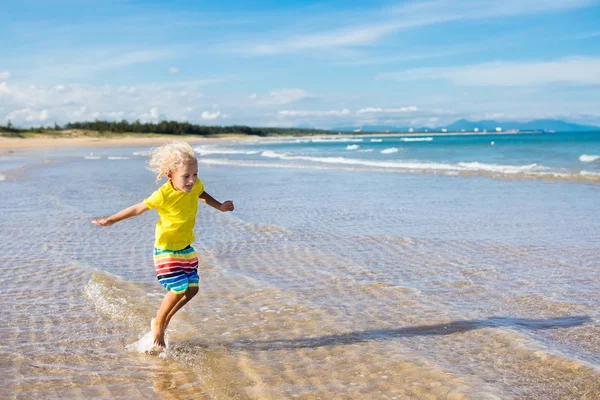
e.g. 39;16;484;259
166;171;173;179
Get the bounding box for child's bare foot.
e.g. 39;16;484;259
151;318;166;348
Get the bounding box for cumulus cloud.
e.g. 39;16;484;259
377;56;600;86
357;106;418;114
248;93;258;100
0;80;222;126
201;111;221;120
278;109;351;117
139;107;167;122
169;66;180;74
0;82;9;95
0;71;11;80
7;108;50;122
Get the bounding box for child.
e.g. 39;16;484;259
92;141;234;348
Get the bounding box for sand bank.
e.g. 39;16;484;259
0;133;254;155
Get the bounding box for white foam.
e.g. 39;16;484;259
258;151;562;176
84;156;102;160
457;162;543;174
381;148;399;154
107;156;131;160
370;139;383;142
126;330;168;356
346;145;360;150
258;139;312;144
400;137;433;142
133;150;151;156
260;151;456;170
579;154;600;163
260;150;286;158
580;170;600;177
311;138;363;143
193;145;259;156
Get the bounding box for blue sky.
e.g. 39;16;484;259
1;0;600;128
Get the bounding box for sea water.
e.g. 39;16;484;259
1;132;599;399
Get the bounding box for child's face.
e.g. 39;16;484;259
168;160;198;192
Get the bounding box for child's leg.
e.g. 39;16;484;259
152;291;185;347
164;286;199;328
153;255;200;347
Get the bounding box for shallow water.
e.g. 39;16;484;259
1;142;599;399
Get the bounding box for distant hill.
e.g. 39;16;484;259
334;119;599;133
445;119;598;132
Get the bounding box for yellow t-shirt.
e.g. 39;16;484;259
143;178;204;250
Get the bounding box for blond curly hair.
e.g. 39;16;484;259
148;141;197;182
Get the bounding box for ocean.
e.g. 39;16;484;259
1;131;599;399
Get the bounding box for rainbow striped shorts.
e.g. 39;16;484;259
153;246;199;294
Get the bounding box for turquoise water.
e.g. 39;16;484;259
1;135;599;399
193;131;600;181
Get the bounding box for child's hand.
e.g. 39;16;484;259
220;201;234;212
92;218;113;227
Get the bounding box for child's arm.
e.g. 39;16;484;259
199;191;234;212
92;202;150;226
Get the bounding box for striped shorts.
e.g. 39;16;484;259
153;246;199;294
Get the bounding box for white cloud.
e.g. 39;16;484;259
357;106;418;114
0;79;227;126
278;109;350;117
248;93;258;100
378;57;600;86
246;23;404;55
139;107;166;122
7;108;50;123
169;66;180;74
237;0;597;55
23;49;175;80
256;88;310;106
201;111;221;120
0;71;11;80
0;82;9;95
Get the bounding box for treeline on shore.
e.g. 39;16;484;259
0;119;330;137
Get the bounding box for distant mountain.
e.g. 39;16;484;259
445;119;598;132
333;119;599;133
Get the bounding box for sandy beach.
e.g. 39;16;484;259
0;133;253;155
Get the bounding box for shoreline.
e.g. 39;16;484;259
0;129;552;155
0;134;253;155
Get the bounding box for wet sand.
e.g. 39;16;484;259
1;141;599;399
